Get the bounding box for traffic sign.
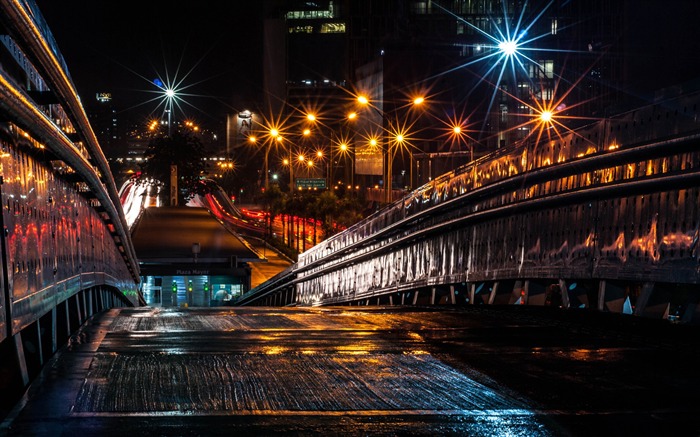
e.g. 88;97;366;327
296;178;326;189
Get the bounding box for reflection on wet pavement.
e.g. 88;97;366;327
76;307;545;434
7;306;699;436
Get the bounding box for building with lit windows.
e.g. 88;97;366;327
88;92;125;159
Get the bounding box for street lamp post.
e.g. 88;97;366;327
165;89;175;136
356;94;425;203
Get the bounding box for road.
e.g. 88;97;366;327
2;306;699;436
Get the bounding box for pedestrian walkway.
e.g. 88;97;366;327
2;306;699;436
243;236;294;288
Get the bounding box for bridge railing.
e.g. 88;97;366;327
298;89;700;271
239;86;700;320
0;0;141;414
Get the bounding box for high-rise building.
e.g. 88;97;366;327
88;92;122;158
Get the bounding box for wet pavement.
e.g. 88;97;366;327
2;305;700;436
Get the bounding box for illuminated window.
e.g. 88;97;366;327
536;87;553;101
320;22;345;33
286;1;335;20
529;60;554;79
289;26;313;34
410;1;429;14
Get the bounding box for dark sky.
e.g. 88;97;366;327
34;1;265;127
32;1;700;129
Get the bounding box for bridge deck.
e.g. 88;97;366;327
2;306;699;436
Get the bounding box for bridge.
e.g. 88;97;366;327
0;1;699;435
237;89;700;323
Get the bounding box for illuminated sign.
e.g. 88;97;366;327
296;178;326;189
96;92;112;102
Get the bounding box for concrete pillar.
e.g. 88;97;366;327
430;287;436;305
412;290;419;305
511;280;527;305
599;280;627;313
64;300;71;339
469;283;475;305
37;318;45;366
634;282;662;317
98;287;105;312
449;285;456;305
75;294;83;324
81;291;88;322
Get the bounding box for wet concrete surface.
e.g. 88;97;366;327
2;305;699;436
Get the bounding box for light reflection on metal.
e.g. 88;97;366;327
258;93;700;308
0;0;139;283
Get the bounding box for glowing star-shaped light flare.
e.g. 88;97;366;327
429;1;566;136
498;40;518;57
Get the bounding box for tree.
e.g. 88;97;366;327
336;193;365;231
139;131;206;205
315;190;340;237
261;183;285;238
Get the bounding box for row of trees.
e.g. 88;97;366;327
261;184;370;257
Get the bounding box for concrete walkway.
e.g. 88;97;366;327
2;306;699;436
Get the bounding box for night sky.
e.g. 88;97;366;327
34;1;264;127
32;1;700;129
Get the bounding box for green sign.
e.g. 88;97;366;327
296;178;326;189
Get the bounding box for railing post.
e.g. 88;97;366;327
559;279;570;309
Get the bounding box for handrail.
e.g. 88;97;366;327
0;0;140;280
0;68;140;280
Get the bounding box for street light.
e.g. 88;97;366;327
336;141;351;188
356;94;426;202
165;88;175;136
